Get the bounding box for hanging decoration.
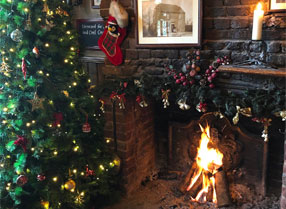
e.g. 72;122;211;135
177;99;190;110
0;57;11;76
14;136;28;152
82;116;91;133
232;106;252;125
85;165;95;177
196;102;207;113
10;29;23;42
22;58;27;79
98;0;129;66
41;201;49;209
64;179;76;191
27;93;45;111
161;89;170;108
32;47;40;58
52;112;63;127
252;118;272;142
37;174;46;181
110;92;126;109
16;175;28;186
99;99;105;113
136;95;148;108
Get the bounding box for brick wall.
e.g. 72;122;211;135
98;0;286;198
103;97;156;194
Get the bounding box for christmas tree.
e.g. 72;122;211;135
0;1;118;208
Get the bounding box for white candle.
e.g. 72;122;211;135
252;3;264;40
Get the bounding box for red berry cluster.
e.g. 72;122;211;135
166;51;230;89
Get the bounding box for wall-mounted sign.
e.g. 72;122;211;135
76;19;105;50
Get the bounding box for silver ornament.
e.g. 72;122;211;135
10;29;23;42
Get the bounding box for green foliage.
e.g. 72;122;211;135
0;1;118;208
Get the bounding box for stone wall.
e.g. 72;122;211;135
99;0;286;79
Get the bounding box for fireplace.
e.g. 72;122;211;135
102;66;285;209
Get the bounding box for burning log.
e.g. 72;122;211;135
178;162;198;193
188;172;203;198
214;169;231;207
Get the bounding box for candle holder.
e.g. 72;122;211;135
233;40;277;69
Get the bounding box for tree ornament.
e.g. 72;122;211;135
232;106;252;125
52;112;63;127
117;93;126;109
0;57;11;76
41;201;49;209
27;93;45;111
10;29;23;42
134;79;142;88
16;175;28;186
37;174;46;181
14;136;28;152
177;99;190;110
85;165;95;177
196;102;207;113
62;90;69;97
99;99;105;113
161;89;170;108
98;1;128;65
64;179;76;191
32;47;40;58
82;116;91;133
22;58;27;79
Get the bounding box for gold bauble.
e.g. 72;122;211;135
41;200;49;209
64;179;76;191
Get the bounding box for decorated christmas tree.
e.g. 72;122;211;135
0;1;118;208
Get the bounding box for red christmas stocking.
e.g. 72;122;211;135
98;16;126;66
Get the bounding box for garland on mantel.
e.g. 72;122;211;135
94;50;285;141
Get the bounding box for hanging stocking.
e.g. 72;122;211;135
98;0;128;66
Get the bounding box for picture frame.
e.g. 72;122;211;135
269;0;286;12
91;0;101;9
135;0;202;48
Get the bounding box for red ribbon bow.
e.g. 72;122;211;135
14;136;28;152
85;165;95;177
136;95;142;103
52;112;63;127
117;93;126;103
110;91;118;100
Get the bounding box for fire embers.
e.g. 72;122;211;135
179;125;231;207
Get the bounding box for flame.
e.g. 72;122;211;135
187;124;223;203
256;2;263;10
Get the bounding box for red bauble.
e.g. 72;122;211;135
211;72;217;78
82;122;91;133
37;174;46;181
209;83;215;88
17;175;28;186
175;79;181;84
183;81;188;86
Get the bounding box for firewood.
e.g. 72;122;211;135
206;185;214;202
214;169;232;207
178;162;198;193
188;172;203;198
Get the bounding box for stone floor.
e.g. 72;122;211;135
104;179;280;209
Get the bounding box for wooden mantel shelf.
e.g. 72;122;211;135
218;65;286;77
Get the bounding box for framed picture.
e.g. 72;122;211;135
135;0;202;48
92;0;101;9
269;0;286;12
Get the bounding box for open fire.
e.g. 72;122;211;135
179;124;231;207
